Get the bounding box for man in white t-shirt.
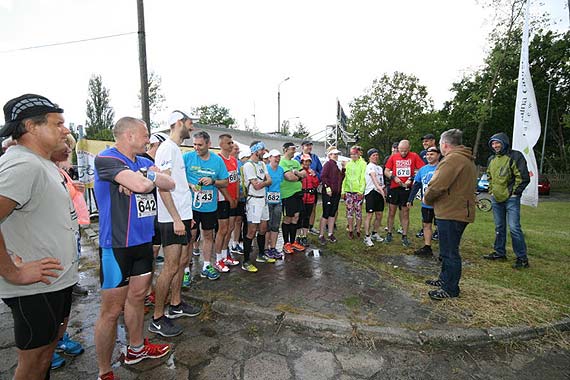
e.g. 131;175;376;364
241;140;274;273
149;111;201;338
363;149;386;246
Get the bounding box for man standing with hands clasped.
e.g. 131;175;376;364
423;129;477;300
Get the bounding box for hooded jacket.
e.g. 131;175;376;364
341;157;366;195
424;146;477;223
486;132;530;203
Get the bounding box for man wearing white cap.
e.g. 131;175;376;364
150;111;201;338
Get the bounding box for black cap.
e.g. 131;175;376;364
282;142;296;150
427;146;440;154
421;133;436;141
301;140;313;146
1;94;64;137
367;148;379;157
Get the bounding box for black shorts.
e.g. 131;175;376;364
387;187;411;208
282;192;303;217
3;286;73;350
217;201;231;220
159;219;193;247
322;192;341;219
365;190;385;213
192;210;217;231
152;217;161;246
421;207;436;224
99;243;154;289
236;201;246;217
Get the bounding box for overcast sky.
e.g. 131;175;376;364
0;0;567;137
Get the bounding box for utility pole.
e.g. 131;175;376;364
137;0;150;131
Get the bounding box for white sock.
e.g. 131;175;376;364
216;253;224;262
203;261;210;270
222;249;228;259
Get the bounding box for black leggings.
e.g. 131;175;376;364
300;203;314;229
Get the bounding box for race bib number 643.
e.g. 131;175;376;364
135;194;157;218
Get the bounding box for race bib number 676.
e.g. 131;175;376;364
135;194;157;218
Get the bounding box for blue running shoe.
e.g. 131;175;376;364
56;332;84;356
51;352;66;369
200;264;220;280
182;270;191;287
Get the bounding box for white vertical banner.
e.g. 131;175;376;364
512;0;541;207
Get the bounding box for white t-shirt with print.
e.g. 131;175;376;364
242;160;268;198
365;162;384;196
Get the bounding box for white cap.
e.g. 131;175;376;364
262;152;270;159
268;149;281;157
167;110;197;126
327;148;341;155
149;132;169;144
238;147;251;160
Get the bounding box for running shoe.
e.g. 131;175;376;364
512;258;530;269
144;292;155;306
51;353;65;370
223;256;240;266
384;232;393;243
72;283;88;296
270;248;283;259
301;236;310;247
432;230;439;241
414;246;433;256
214;259;230;273
124;338;171;365
97;371;116;380
241;262;258;273
371;232;384;242
256;254;276;263
328;234;337;243
165;301;202;319
428;289;455;301
415;229;424;238
282;242;294;254
148;316;183;337
192;248;201;257
309;227;320;236
182;271;191;287
291;241;306;252
402;236;411;247
155;255;165;263
397;227;404;235
200;265;220;280
425;279;444;287
364;236;374;247
230;244;244;255
56;332;84;356
318;235;327;246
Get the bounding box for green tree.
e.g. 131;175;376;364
193;104;236;128
85;74;115;140
349;72;433;155
139;71;166;130
292;122;310;139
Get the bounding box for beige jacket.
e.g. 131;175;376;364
424;146;477;223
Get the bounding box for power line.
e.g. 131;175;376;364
0;32;137;54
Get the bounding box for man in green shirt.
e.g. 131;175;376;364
279;143;307;254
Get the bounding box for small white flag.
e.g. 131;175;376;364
512;0;541;207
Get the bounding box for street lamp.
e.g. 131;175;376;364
277;76;290;133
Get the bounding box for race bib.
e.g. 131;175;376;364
228;170;239;183
135;194;157;218
396;167;411;177
196;190;214;203
267;191;281;203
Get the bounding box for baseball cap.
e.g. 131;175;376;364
262;152;270;159
300;154;312;161
282;142;296;150
238;147;251;160
268;149;281;157
367;148;379;157
149;132;168;144
301;140;313;146
421;133;436;140
1;94;64;137
167;110;196;126
427;147;440;154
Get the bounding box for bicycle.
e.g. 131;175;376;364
475;192;492;212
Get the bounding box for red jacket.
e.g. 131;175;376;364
302;171;320;204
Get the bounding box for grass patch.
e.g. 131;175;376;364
320;200;570;328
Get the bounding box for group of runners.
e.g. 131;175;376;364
0;92;482;380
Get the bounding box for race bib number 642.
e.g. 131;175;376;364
135;194;157;218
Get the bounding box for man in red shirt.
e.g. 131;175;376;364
383;140;424;247
213;134;240;272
